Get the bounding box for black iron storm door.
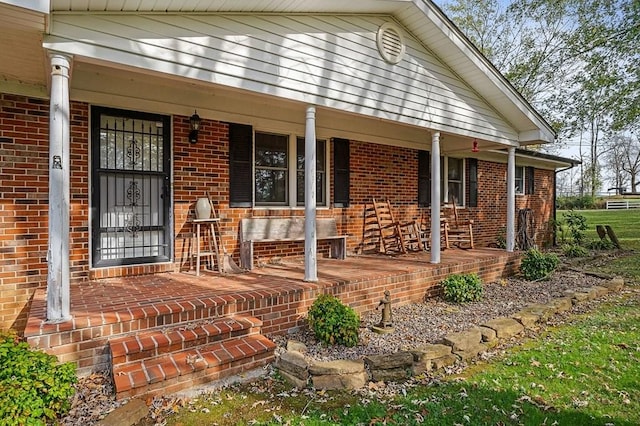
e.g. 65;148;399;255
91;106;172;267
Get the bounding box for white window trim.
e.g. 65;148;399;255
253;131;329;208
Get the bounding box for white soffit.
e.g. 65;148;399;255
0;3;48;93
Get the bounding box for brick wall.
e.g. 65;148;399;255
1;97;555;332
0;94;50;332
470;161;554;248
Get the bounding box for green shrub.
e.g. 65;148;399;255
562;210;588;244
556;195;598;210
0;331;77;425
586;239;615;250
441;273;484;303
562;244;589;258
307;294;359;347
520;248;559;281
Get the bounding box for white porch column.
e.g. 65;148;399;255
430;132;441;263
506;147;516;252
304;106;318;282
47;53;72;322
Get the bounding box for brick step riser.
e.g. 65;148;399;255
112;335;276;399
112;325;263;365
116;352;275;400
152;304;236;329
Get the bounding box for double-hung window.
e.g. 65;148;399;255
516;166;535;195
254;132;289;205
296;137;326;206
515;166;525;195
235;128;327;207
418;154;466;206
445;157;464;205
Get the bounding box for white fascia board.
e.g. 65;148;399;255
54;0;409;13
1;0;49;14
485;149;576;170
409;0;555;139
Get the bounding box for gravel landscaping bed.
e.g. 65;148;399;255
270;270;609;362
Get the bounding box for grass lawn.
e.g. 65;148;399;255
163;290;640;426
559;209;640;250
558;209;640;282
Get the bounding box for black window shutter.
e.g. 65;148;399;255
418;150;431;207
526;166;535;195
228;123;253;207
468;158;478;207
333;138;350;207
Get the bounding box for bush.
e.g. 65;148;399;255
586;239;615;250
0;331;77;425
520;248;559;281
562;210;588;245
562;244;589;258
556;195;598;210
441;273;484;303
307;294;359;347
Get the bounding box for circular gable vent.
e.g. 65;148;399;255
376;22;406;64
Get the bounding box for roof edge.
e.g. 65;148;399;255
515;148;580;167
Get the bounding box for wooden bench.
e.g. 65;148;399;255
239;217;348;270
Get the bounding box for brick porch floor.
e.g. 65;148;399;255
25;248;521;382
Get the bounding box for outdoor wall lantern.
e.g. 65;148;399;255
189;111;201;144
471;138;479;153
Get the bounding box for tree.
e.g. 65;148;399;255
441;0;574;108
604;135;630;193
606;133;640;193
438;0;640;194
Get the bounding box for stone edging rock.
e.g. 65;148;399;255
276;278;624;390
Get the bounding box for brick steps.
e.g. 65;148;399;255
109;316;263;364
109;316;275;399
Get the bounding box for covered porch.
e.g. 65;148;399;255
25;248;520;398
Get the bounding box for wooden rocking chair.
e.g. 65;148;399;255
372;199;422;254
442;200;474;249
416;209;450;251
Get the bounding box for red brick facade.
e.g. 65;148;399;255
0;94;555;332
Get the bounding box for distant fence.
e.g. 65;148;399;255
606;200;640;209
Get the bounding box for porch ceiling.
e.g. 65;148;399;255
0;3;49;96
